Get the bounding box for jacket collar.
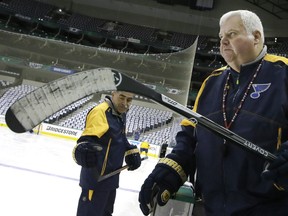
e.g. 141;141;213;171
104;96;124;118
242;45;267;67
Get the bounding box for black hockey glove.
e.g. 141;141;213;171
138;153;187;215
125;145;141;171
262;143;288;191
72;141;103;168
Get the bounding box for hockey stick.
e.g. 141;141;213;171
97;156;148;182
112;69;277;162
5;68;276;161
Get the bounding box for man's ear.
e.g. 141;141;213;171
253;30;261;44
111;91;117;97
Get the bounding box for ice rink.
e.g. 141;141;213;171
0;126;158;216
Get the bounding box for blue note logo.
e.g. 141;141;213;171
250;83;271;99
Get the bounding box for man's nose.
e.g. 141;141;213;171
220;37;228;45
123;100;129;108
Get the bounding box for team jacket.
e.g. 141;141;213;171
77;96;132;191
173;48;288;215
140;141;150;149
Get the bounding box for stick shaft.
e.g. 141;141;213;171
98;156;148;182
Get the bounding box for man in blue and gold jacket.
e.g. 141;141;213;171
139;10;288;216
73;91;141;216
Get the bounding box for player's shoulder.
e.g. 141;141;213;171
203;66;227;84
88;101;110;118
212;65;228;74
265;53;288;65
93;101;109;111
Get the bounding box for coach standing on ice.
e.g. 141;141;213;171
73;91;141;216
139;10;288;216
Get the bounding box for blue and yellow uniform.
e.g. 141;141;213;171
140;140;150;156
173;49;288;215
76;96;136;216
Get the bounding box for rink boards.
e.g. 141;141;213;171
0;114;169;158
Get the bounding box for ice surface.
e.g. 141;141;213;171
0;126;158;216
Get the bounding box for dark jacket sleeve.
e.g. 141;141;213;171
172;124;197;177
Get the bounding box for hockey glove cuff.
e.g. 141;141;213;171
125;145;141;171
138;153;187;215
72;141;102;168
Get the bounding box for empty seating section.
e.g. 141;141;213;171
267;40;288;57
109;23;156;43
137;116;184;146
0;79;11;88
0;83;175;145
1;0;287;56
0;0;12;12
44;95;94;125
61;14;90;30
50;100;174;144
0;79;176;145
5;0;54;18
0;84;36;115
139;126;172;146
53;102;173;139
57;101;97;130
42;97;175;143
57;14;106;33
126;105;173;137
171;33;197;49
196;36;208;52
50;101;175;143
86;17;107;33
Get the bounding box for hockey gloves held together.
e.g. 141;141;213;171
125;145;141;171
262;143;288;191
72;141;103;168
138;153;187;215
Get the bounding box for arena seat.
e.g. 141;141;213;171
0;84;37;115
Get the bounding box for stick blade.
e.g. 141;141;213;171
5;108;26;133
5;68;117;133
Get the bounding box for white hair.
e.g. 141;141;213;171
219;10;265;43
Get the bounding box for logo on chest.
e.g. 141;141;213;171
250;83;271;99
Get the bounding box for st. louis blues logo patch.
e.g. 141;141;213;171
250;83;271;99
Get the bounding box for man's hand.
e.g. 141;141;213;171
138;153;187;215
125;145;141;171
262;143;288;190
72;141;102;168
